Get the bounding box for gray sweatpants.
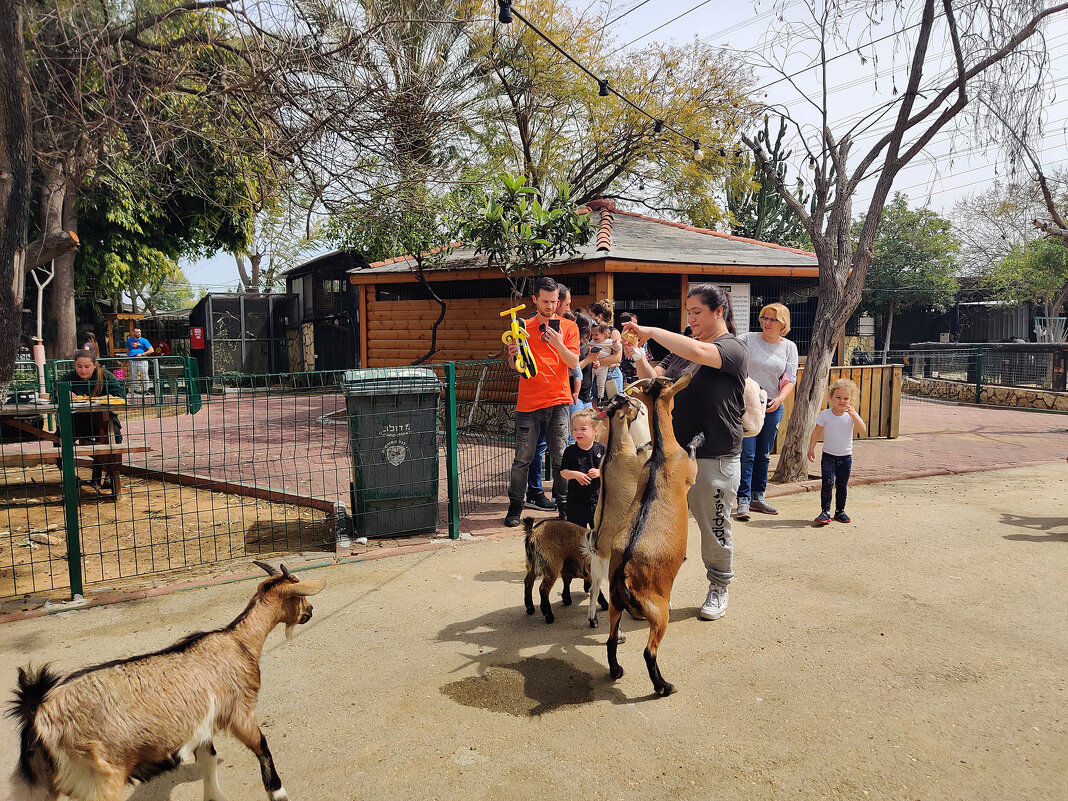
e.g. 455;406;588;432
687;455;740;588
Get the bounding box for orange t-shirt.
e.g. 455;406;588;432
516;315;580;413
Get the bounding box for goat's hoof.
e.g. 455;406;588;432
610;665;624;680
561;595;572;606
589;616;598;628
525;605;535;615
615;632;626;644
656;682;677;697
543;614;555;624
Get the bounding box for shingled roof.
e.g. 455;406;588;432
348;199;818;276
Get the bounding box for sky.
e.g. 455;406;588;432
183;0;1068;291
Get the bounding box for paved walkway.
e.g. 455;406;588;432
2;466;1064;800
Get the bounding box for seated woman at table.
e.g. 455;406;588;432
58;349;126;442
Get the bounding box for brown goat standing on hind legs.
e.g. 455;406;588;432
7;561;324;801
586;390;650;629
606;375;701;697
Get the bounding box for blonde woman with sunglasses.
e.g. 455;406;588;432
736;303;798;520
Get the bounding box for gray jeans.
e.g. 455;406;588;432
687;455;740;587
129;359;150;392
509;405;570;504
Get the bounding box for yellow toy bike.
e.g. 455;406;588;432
500;304;538;379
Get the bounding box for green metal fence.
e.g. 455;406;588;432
883;345;1067;408
1;361;520;602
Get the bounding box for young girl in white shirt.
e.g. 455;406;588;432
807;378;867;525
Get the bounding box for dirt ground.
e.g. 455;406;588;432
0;469;332;599
0;464;1065;801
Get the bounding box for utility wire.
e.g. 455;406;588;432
611;0;717;52
500;4;701;148
605;0;654;28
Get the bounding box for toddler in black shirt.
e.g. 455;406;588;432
559;409;606;528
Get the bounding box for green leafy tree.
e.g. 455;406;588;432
473;0;753;223
987;237;1068;326
75;126;264;315
856;194;960;361
728;116;811;248
460;173;590;297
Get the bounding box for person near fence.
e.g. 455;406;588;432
124;328;154;394
81;332;100;359
807;378;867;526
525;284;576;505
736;303;799;520
622;284;748;622
559;408;606;529
589;301;624;399
57;350;127;488
504;276;580;527
589;322;621;403
618;312;648;385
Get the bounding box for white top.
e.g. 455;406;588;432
815;408;856;456
740;333;799;398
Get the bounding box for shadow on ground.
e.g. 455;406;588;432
126;763;201;801
999;512;1068;542
436;585;699;712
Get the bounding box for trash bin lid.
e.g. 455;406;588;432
341;368;442;396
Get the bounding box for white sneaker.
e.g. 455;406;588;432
698;584;728;621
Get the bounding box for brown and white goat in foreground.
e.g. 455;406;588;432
8;561;324;801
524;517;608;624
586;391;650;628
606;375;700;697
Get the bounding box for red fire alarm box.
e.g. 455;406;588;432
190;326;205;350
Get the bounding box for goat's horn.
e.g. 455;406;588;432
279;563;295;581
290;579;326;596
253;560;280;576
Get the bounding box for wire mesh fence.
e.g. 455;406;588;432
881;346;1066;406
1;361;527;602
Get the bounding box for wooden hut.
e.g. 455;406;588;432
346;200;821;368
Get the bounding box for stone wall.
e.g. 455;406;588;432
902;376;1068;411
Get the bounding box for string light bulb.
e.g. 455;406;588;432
808;156;816;170
654;119;664;134
693;140;704;162
497;0;512;23
598;79;610;97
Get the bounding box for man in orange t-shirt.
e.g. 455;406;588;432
503;276;580;527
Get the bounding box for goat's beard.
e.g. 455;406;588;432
285;623;297;640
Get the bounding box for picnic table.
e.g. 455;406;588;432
0;400;151;499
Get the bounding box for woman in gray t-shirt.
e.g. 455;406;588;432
736;303;799;520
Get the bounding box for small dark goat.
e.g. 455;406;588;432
523;517;608;624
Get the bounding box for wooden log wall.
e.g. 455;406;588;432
364;292;595;368
775;363;902;450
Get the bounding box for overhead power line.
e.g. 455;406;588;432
605;0;653;28
494;0;710;158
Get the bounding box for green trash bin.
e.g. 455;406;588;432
342;368;441;538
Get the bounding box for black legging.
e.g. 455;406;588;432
820;454;852;514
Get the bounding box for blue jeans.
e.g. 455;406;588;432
511;405;570;505
821;454;852;513
738;404;783;501
606;366;624;397
527;431;548;496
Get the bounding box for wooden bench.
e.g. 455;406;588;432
0;446;152;499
